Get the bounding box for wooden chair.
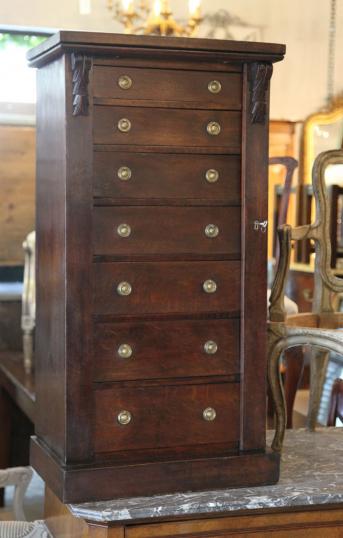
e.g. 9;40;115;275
268;148;343;451
0;521;50;537
327;378;343;426
0;467;32;521
269;156;303;428
21;231;36;375
269;156;298;262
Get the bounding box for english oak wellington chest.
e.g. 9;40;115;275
28;32;285;503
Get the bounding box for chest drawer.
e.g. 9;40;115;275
94;106;241;149
93;66;242;109
93;206;240;258
94;318;239;382
93;152;241;203
93;261;240;316
94;382;240;453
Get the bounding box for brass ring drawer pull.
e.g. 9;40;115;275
208;80;222;94
117;223;131;238
207;121;221;136
118;118;131;132
118;75;132;90
117;410;132;425
205;169;219;183
117;281;132;296
117;344;133;358
205;224;219;238
204;340;218;354
203;279;217;293
203;407;217;421
117;166;132;181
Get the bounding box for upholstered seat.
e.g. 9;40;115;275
0;521;50;538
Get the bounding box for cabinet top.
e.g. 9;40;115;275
27;30;285;67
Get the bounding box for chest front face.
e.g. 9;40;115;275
31;33;283;503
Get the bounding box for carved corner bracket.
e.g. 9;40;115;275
71;53;92;116
249;62;273;124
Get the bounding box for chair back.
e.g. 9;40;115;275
21;231;36;374
269;149;343;322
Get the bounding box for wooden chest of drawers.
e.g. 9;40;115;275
28;32;285;503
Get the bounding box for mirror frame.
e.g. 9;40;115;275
302;97;343;185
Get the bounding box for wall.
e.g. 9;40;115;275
0;125;35;265
0;0;342;121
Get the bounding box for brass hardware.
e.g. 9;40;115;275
118;75;132;90
117;223;131;238
118;344;133;358
205;169;219;183
117;166;132;181
117;410;132;425
204;340;218;354
208;80;222;94
207;121;221;136
205;224;219;238
117;281;132;296
203;407;216;421
254;220;268;232
203;279;217;294
118;118;131;132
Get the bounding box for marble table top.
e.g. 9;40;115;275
70;428;343;523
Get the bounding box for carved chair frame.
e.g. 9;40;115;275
268;149;343;452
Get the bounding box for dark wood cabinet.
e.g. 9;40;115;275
28;31;285;503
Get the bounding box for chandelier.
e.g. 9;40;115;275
107;0;203;37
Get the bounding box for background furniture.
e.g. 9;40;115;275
43;428;343;537
327;378;343;426
0;125;35;267
0;467;32;521
28;31;284;503
269;156;298;261
0;244;36;508
0;467;50;538
0;521;50;537
268;148;343;451
268;120;298;260
21;231;36;375
329;185;343;268
296;100;343;264
268;156;302;428
0;353;35;507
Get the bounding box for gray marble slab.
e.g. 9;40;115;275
69;428;343;523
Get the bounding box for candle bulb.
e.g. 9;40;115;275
189;0;201;16
122;0;133;12
153;0;161;15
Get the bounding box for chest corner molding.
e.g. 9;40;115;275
249;62;273;124
71;52;92;116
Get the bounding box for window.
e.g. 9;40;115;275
0;29;50;124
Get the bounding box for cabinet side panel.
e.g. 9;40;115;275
240;63;270;451
34;57;67;460
65;53;94;462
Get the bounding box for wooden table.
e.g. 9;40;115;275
44;428;343;537
0;351;35;504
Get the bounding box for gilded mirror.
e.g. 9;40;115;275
302;97;343;185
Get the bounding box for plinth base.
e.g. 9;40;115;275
31;436;280;503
